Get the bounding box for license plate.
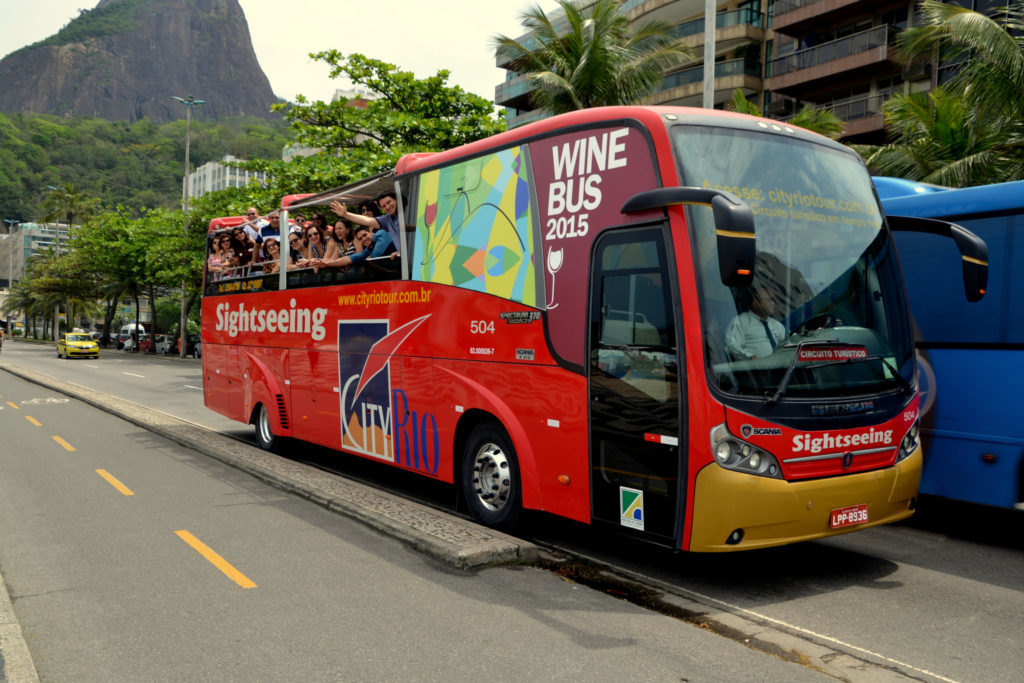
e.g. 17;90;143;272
830;503;869;529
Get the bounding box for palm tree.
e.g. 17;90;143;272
879;0;1024;184
727;90;844;140
493;0;694;115
860;86;1008;186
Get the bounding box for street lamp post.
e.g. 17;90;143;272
172;95;205;359
2;219;16;336
44;184;63;340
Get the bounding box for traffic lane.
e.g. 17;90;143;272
0;372;827;682
9;341;1020;680
520;509;1024;683
2;340;246;436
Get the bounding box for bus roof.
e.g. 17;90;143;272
872;176;948;201
880;178;1024;219
208;216;247;232
394;105;839;176
278;171;395;212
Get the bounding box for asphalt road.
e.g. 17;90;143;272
0;347;829;682
2;339;1022;682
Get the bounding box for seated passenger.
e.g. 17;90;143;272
325;220;357;259
305;225;397;272
330;192;401;249
207;234;232;280
725;286;786;360
299;223;327;262
260;238;282;274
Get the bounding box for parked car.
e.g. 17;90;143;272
57;332;100;359
123;332;150;352
176;334;201;358
154;334;173;355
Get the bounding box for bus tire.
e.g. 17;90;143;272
255;403;279;451
461;423;522;531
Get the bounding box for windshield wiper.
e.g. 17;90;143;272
810;354;913;396
762;341;910;406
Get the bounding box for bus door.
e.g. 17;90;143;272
588;227;684;543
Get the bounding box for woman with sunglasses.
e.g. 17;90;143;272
261;236;302;274
207;234;233;281
300;223;327;262
260;238;282;274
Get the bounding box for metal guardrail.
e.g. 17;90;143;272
772;25;893;77
660;58;763;91
671;8;764;40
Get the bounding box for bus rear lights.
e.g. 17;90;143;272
981;453;997;464
557;474;571;485
897;418;921;462
726;529;744;545
710;424;783;479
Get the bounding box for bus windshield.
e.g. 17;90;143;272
673;125;914;402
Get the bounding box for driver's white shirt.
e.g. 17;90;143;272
725;312;786;360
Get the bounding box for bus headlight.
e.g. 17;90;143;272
709;424;783;479
897;418;921;462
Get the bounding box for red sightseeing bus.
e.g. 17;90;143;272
201;106;986;551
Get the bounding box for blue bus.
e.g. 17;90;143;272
878;177;1023;510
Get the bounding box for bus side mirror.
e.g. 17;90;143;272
622;187;755;287
886;214;989;302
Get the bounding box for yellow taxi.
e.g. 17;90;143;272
57;332;100;359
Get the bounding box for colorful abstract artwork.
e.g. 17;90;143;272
413;146;536;306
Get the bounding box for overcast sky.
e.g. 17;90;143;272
0;0;558;103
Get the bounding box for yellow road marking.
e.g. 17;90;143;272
96;469;134;496
52;436;75;451
7;401;19;410
25;416;41;426
174;530;256;589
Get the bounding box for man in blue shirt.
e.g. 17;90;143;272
329;191;402;249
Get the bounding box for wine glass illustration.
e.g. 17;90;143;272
546;246;564;309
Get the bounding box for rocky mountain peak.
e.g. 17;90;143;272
0;0;279;122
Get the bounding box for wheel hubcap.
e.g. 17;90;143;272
258;407;272;444
471;442;511;512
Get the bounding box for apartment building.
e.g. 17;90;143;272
494;0;935;143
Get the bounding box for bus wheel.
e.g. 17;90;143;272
462;424;521;530
255;404;279;451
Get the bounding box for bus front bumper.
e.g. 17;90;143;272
687;447;922;552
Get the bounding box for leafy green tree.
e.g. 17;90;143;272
493;0;693;114
726;89;844;140
877;0;1024;185
261;52;505;189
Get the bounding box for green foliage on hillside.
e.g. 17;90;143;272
0;112;292;221
17;0;147;53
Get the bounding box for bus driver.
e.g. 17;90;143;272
725;285;786;360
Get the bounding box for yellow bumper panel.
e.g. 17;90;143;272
687;447;922;552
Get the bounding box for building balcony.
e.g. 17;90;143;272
505;107;549;129
770;25;896;95
673;8;766;53
673;8;764;40
772;0;876;35
494;73;534;109
648;58;763;106
771;87;897;143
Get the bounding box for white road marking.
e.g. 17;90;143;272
184;385;202;391
123;372;146;378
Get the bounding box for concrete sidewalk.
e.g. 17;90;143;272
0;360;919;682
